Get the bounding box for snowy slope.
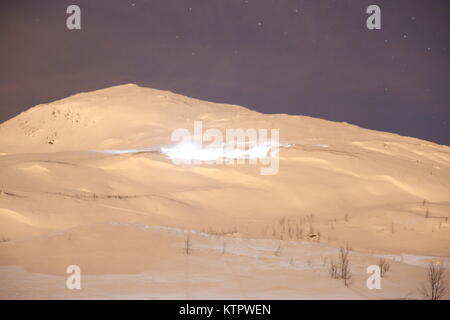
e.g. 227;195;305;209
0;84;449;299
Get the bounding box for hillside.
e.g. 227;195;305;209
0;84;449;299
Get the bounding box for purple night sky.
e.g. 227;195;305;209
0;0;449;144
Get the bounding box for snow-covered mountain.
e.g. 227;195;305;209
0;84;449;299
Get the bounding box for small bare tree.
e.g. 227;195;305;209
421;263;446;300
339;244;351;286
184;234;192;255
379;258;390;278
329;244;352;286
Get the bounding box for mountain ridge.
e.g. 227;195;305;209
0;84;446;154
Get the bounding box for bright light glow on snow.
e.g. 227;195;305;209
160;142;274;162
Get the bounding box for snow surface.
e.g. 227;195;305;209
0;84;449;299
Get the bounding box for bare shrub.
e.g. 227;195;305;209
272;215;318;241
339;244;352;286
328;244;352;286
274;243;282;256
329;259;339;279
420;263;446;300
379;258;390;278
184;234;192;255
201;225;238;237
